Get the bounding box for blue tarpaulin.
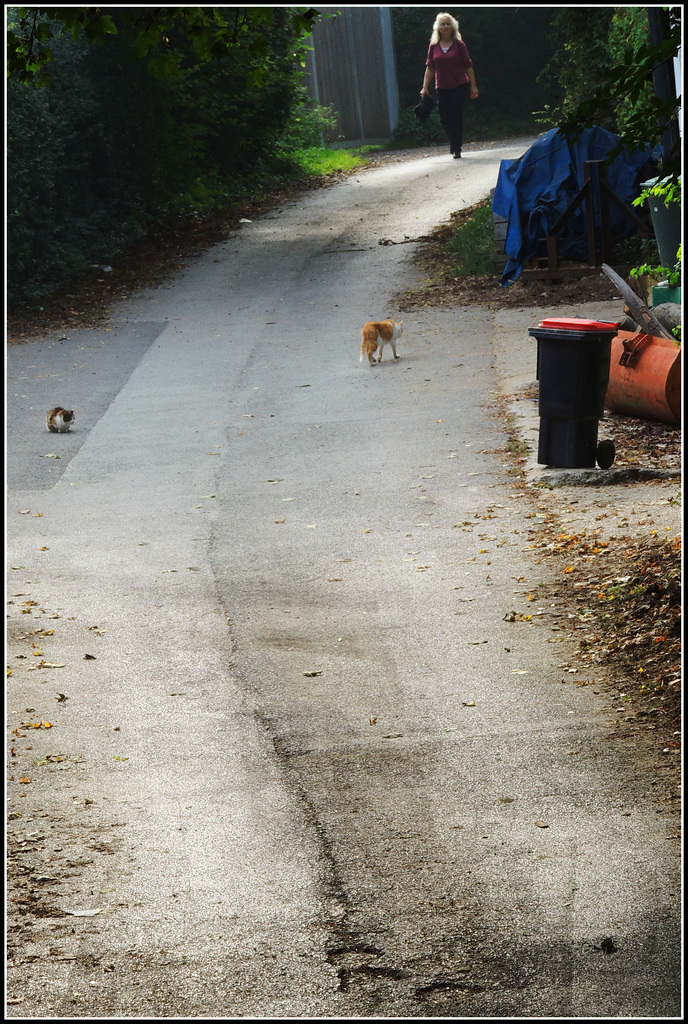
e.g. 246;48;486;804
492;127;656;286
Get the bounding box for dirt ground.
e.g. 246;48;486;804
7;143;682;768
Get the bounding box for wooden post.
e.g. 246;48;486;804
583;161;597;265
597;161;613;264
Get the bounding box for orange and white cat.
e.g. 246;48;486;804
360;319;403;365
46;407;75;432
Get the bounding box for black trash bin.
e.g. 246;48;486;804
528;318;619;469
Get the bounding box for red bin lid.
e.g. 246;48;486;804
538;318;619;331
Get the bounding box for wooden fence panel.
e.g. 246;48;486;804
351;7;390;139
304;7;398;145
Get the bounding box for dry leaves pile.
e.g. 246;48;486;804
600;412;682;473
573;532;681;687
537;528;681;744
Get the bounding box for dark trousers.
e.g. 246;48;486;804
436;84;469;155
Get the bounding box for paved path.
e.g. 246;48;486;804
6;144;681;1017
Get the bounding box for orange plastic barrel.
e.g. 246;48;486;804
605;330;681;425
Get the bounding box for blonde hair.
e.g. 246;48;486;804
430;12;461;45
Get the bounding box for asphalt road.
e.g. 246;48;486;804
6;143;681;1017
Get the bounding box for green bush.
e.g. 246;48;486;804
6;9;319;307
275;90;339;152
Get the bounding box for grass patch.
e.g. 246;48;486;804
287;145;383;176
446;201;497;276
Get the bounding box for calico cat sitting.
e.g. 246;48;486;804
46;407;75;432
360;319;403;365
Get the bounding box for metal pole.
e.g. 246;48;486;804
378;7;400;136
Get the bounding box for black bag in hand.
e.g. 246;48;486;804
414;95;435;125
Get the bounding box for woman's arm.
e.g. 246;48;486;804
467;66;478;99
421;65;434;97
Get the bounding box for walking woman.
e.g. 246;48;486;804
420;12;478;158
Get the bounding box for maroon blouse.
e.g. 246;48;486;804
426;40;473;89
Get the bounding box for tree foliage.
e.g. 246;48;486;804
541;5;681;277
7;6;321;86
6;7;329;306
540;6;681;178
